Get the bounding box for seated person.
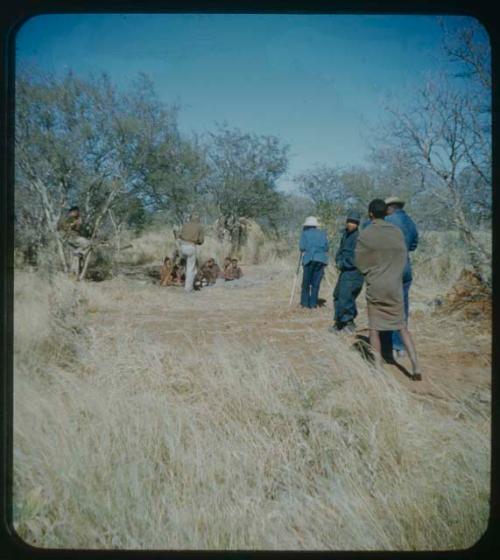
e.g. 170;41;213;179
159;256;175;286
222;257;231;277
169;249;185;286
201;257;221;285
194;257;221;289
224;258;243;281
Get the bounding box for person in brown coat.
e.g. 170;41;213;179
355;199;421;380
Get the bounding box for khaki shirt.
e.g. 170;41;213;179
179;221;204;245
57;215;81;236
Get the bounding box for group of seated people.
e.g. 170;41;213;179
160;251;243;288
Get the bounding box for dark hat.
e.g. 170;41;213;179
346;209;361;224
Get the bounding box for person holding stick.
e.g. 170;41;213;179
298;216;329;309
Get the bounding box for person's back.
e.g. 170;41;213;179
299;217;329;309
384;198;419;355
356;220;406;300
355;199;420;379
179;220;204;246
385;207;418;281
299;228;329;265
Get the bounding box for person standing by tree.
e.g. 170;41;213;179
384;196;419;357
299;216;329;309
178;212;204;293
57;206;91;278
355;199;421;380
329;210;364;333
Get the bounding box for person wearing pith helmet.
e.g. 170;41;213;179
329;209;364;334
384;196;419;358
299;216;329;309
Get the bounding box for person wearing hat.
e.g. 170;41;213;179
298;216;329;308
384;196;419;357
329;209;364;333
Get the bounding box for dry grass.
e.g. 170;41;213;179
12;250;490;550
115;221;280;269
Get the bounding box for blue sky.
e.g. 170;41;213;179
15;13;484;191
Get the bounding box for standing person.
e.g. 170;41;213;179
299;216;329;309
330;210;364;333
57;206;91;278
385;196;419;357
178;212;204;293
355;199;421;380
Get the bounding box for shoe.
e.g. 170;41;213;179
412;372;422;381
343;321;356;334
328;323;342;333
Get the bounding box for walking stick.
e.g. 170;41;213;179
289;252;303;307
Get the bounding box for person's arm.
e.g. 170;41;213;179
409;223;418;252
299;231;306;252
354;233;369;275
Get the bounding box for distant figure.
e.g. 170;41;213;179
355;199;421;380
224;258;243;281
159;256;175;286
178;212;204;293
57;206;91;278
299;216;329;309
222;257;231;273
330;210;364;333
385;196;419;358
195;257;221;288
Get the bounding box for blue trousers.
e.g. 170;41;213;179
301;261;325;308
392;280;411;350
333;270;364;325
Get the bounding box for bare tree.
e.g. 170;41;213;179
384;75;490;276
15;69;195;278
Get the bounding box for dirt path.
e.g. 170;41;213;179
89;263;491;414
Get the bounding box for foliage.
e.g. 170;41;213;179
205;124;289;226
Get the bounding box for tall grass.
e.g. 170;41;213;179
115;219;282;268
13;267;490;550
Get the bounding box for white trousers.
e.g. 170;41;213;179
180;242;197;292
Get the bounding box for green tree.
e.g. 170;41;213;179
205;125;289;247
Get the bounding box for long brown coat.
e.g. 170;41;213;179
355;219;407;330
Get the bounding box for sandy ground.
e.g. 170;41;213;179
89;263;492;413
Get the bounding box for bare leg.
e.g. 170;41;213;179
399;327;421;379
369;329;383;369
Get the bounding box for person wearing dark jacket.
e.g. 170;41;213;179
299;216;329;308
330;210;364;333
384;196;419;357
